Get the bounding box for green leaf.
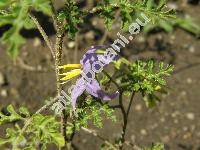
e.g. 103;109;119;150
0;0;13;8
2;27;26;58
59;0;83;38
49;132;65;147
145;143;165;150
0;105;22;125
0;0;51;58
30;114;65;147
19;107;30;117
0;138;9;146
28;0;52;15
23;16;36;29
143;94;160;108
175;16;200;37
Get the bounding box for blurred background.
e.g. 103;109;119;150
0;0;200;149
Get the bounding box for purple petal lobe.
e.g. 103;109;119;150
85;79;118;100
80;45;107;66
71;78;86;109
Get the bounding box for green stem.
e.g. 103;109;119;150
54;29;68;147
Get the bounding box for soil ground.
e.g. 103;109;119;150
0;1;200;150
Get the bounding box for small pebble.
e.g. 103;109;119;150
174;119;179;124
37;65;42;71
171;111;179;118
92;19;98;26
186;78;192;84
186;112;195;120
33;38;41;47
170;35;176;40
68;41;75;48
183;126;188;131
85;31;95;40
160;117;165;122
151;123;158;129
135;104;142;111
183;132;192;139
188;46;195;53
1;89;8;97
137;36;145;43
181;91;187;96
140;129;147;136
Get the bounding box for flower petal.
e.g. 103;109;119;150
71;78;86;109
80;45;107;65
85;79;118;100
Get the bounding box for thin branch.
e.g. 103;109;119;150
118;91;127;149
36;97;58;114
102;70;121;90
119;91;135;149
16;57;37;71
54;25;67;147
49;0;68;146
29;13;55;59
16;57;48;72
126;91;135;116
49;0;58;29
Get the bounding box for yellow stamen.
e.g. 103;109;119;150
59;69;81;81
59;64;81;70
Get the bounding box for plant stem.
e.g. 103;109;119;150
127;91;135;116
48;0;69;146
54;28;68;146
29;13;55;59
118;91;127;149
102;70;121;90
49;0;58;29
119;91;135;149
29;1;69;148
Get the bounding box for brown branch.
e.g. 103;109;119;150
119;91;135;149
102;70;121;90
118;91;127;149
29;13;55;59
126;91;135;116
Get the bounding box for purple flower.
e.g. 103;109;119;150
71;77;119;109
71;45;119;109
